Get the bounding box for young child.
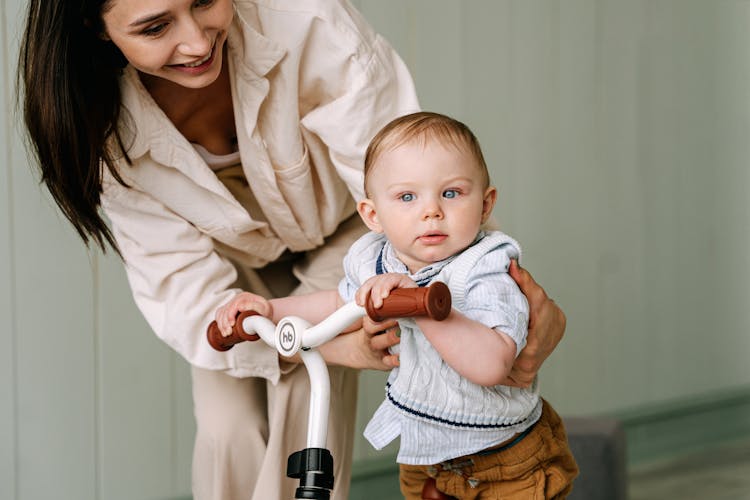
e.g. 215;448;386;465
214;112;578;499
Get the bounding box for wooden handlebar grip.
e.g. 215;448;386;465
206;310;261;351
365;281;451;322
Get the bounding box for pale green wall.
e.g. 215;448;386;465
3;1;750;499
355;0;750;460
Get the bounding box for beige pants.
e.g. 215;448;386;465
192;215;367;500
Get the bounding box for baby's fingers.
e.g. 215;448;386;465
370;279;402;308
214;305;234;337
355;282;375;307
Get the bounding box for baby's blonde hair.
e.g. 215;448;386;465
363;111;490;195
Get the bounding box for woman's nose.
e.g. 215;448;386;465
177;17;212;55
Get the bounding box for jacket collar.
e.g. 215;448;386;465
229;4;287;79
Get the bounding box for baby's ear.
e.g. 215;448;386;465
357;198;383;233
481;186;498;223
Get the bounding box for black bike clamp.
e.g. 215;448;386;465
287;447;335;499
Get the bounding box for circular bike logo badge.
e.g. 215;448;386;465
277;320;297;355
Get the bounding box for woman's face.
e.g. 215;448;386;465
101;0;234;89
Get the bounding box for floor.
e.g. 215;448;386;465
628;438;750;500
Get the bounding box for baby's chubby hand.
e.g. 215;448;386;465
215;292;272;337
355;273;417;309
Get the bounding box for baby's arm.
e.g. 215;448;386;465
416;314;516;387
214;290;343;338
268;290;343;325
358;273;518;387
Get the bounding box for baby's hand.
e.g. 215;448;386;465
215;292;272;337
356;273;417;309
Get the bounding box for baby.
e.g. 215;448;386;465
214;112;577;498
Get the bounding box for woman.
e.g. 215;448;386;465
19;1;566;499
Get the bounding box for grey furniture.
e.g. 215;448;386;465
565;416;628;500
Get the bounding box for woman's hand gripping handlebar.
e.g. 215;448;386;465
206;281;451;353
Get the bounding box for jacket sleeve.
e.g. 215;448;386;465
297;2;420;201
101;177;283;382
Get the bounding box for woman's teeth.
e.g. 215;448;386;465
183;49;212;67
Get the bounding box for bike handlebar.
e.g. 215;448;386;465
206;310;261;352
364;282;451;322
206;281;451;352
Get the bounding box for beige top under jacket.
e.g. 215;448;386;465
101;0;419;380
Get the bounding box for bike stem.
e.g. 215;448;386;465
299;349;330;449
288;349;334;500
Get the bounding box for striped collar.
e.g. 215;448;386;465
375;231;485;286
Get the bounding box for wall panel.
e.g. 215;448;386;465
1;0;17;496
12;141;98;497
710;3;750;388
461;0;513;215
408;0;465;116
97;254;182;499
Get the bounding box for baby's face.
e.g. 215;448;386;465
362;140;495;273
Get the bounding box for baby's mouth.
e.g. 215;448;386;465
419;232;447;242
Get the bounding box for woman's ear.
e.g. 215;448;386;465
481;186;498;223
357;198;384;233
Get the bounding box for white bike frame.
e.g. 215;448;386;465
240;301;366;451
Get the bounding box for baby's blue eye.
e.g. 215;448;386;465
400;193;415;202
443;189;459;199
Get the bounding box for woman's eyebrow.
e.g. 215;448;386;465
129;12;168;27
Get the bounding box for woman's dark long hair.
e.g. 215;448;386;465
19;0;130;253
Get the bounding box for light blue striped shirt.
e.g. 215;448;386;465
339;231;541;465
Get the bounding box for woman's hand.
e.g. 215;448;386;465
318;317;401;370
363;315;401;368
505;259;566;387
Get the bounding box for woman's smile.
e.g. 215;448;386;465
170;42;216;73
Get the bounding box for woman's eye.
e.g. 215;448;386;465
399;193;415;202
143;23;168;36
442;189;459;199
194;0;214;7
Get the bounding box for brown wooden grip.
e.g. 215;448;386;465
365;281;451;322
206;310;261;351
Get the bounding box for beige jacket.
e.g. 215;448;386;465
101;0;419;379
